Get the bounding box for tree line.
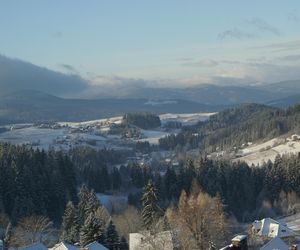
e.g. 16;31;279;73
159;103;300;152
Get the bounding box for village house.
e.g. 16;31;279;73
129;230;173;250
252;218;295;238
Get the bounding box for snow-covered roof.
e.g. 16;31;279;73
84;241;108;250
49;242;79;250
253;218;295;238
231;235;247;242
19;243;47;250
260;237;289;250
129;231;173;250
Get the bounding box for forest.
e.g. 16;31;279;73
122;112;161;129
159;103;300;152
1;142;300;248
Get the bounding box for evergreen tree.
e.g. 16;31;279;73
78;185;90;225
105;220;120;250
141;180;162;230
80;212;105;247
85;189;100;218
60;201;79;244
78;186;100;225
164;167;178;199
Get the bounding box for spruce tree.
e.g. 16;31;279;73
141;180;162;230
80;212;105;247
60;201;79;244
86;189;100;216
78;185;90;225
78;186;100;225
105;220;120;250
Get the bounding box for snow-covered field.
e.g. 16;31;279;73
97;193;128;214
136;113;214;145
58;116;123;128
234;137;300;166
0;112;214;149
0;126;121;150
138;129;172;145
0;127;68;150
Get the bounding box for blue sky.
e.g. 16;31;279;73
0;0;300;86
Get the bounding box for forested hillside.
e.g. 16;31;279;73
159;103;300;152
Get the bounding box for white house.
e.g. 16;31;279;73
252;218;295;238
260;237;289;250
129;231;173;250
49;242;79;250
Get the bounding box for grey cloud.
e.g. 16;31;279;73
217;28;256;40
182;59;219;67
175;57;194;62
0;55;88;97
247;17;281;36
275;54;300;62
252;40;300;52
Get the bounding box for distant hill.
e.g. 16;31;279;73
86;81;300;106
0;90;223;125
1;55;300;108
265;94;300;108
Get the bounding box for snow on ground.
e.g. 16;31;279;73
0;112;215;149
58;116;123;128
96;193;128;214
138;129;172;145
234;137;300;166
0;127;68;150
160;112;215;126
0;126;118;150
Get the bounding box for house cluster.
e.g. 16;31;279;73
4;217;299;250
221;217;300;250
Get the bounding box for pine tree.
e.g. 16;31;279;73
78;186;100;225
78;185;90;225
86;189;100;215
141;180;162;230
105;220;120;250
60;201;79;244
80;212;105;247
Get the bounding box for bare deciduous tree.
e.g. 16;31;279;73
11;215;54;247
166;181;227;250
113;206;143;241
